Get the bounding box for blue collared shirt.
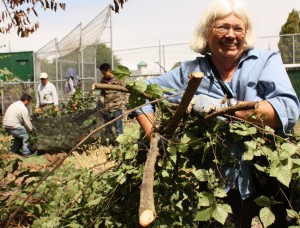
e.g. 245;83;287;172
136;48;300;199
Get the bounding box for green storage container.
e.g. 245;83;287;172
286;66;300;99
0;51;34;81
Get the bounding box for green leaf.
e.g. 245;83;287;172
254;164;268;172
117;173;126;185
291;159;300;173
167;146;177;156
125;150;135;160
112;65;131;80
222;204;232;213
254;195;272;207
230;123;256;136
194;169;210;182
46;217;60;227
87;197;102;207
258;146;273;157
123;123;141;140
145;84;164;99
126;80;147;94
270;166;292;187
244;140;257;150
116;134;128;144
194;207;213;221
212;204;230;225
161;170;169;177
243;151;254;161
66;224;83;228
213;188;227;198
264;126;275;134
198;191;214;207
181;133;192;144
286;209;299;219
259;207;275;228
247;126;257;135
281;143;298;156
279;151;292;160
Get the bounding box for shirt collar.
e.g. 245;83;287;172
240;48;259;63
104;76;114;83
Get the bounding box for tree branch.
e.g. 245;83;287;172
139;132;159;227
93;83;156;102
165;72;204;136
198;102;258;124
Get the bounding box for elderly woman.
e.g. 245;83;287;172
137;1;299;138
135;0;300;227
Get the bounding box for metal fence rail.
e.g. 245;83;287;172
114;34;300;72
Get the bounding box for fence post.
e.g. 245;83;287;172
292;34;295;64
0;80;3;116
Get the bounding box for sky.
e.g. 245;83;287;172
1;0;300;71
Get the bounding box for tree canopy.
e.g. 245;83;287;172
278;9;300;64
279;9;300;35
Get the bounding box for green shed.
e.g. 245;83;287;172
0;51;34;81
286;65;300;99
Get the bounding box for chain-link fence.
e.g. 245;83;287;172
278;34;300;64
0;78;95;116
34;6;111;84
114;34;300;72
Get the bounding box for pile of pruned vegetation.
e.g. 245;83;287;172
1;66;300;227
29;89;115;153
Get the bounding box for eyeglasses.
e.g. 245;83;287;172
212;24;246;37
40;78;47;81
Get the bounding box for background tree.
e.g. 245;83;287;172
96;43;121;68
278;9;300;64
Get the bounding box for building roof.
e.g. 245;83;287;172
137;60;147;66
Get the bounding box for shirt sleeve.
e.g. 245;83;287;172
51;83;59;106
256;53;300;133
22;108;33;131
36;84;41;108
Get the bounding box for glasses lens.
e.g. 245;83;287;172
213;25;245;37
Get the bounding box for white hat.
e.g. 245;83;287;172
40;72;48;79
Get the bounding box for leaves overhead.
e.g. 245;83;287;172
1;0;66;37
0;0;128;37
110;0;128;13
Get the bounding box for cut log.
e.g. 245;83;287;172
139;132;160;227
166;72;204;136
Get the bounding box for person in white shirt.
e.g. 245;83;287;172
35;72;59;113
3;93;33;156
